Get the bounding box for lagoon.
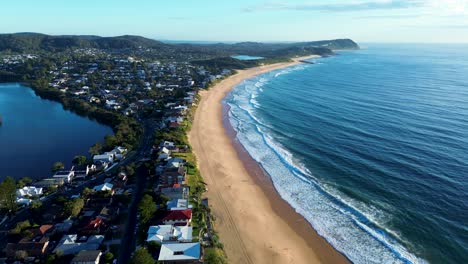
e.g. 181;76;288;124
231;55;264;61
0;83;113;181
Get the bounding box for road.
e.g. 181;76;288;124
117;120;155;264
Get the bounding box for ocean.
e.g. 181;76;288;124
225;44;468;263
0;83;112;181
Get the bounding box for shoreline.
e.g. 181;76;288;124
189;55;350;264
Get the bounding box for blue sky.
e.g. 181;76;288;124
1;0;468;43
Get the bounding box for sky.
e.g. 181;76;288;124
1;0;468;43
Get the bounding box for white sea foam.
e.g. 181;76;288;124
225;67;428;264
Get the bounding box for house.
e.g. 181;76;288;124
74;165;97;179
166;157;184;169
158;147;171;161
71;250;102;264
160;184;189;200
4;225;53;258
5;237;50;258
160;141;175;149
93;183;114;193
53;169;75;183
93;154;113;164
80;217;107;234
147;225;193;244
53;234;104;255
55;219;74;233
17;186;43;197
34;178;64;188
16;186;43;205
160;166;186;185
158;242;201;263
162;209;192;226
167;199;192;211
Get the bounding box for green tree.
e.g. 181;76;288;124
17;177;33;188
72;155;88;166
43;254;57;264
51;161;65;172
130;248;155;264
103;252;114;264
82;187;93;197
0;176;18;212
31;200;42;210
89;142;103;155
104;134;119;149
204;248;228;264
64;198;84;217
10;220;31;234
138;194;157;224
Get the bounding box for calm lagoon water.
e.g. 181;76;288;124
231;55;264;60
0;83;112;181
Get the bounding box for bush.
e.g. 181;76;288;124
204;248;228;264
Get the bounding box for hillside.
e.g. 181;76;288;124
0;33;169;52
0;33;359;56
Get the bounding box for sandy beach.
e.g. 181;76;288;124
189;55;350;264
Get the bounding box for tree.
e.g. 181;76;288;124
130;248;155;264
104;134;119;149
89;142;103;155
15;250;28;260
10;220;31;234
72;155;88;166
52;161;65;172
204;248;228;264
31;200;42;210
17;177;33;188
64;198;84;217
103;252;114;264
138;194;157;224
0;176;18;212
82;187;93;197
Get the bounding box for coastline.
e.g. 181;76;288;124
189;55;350;264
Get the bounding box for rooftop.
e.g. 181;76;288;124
158;242;200;261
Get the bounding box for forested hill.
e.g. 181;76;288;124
0;33;169;52
0;33;359;55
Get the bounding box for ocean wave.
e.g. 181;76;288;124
226;68;427;264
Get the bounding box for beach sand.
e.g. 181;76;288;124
189;55;350;264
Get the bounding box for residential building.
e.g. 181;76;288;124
71;250;102;264
53;234;104;255
160;184;189;200
167;199;191;211
93;183;114;193
53;169;75;183
162;209;192;226
158;242;201;263
146;225;193;244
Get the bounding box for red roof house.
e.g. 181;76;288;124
162;209;192;226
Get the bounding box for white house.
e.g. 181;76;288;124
17;186;43;198
93;183;113;192
53;169;75;183
93;154;113;164
158;243;200;262
146;225;193;244
159;141;175;149
53;235;104;255
158;147;171;161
